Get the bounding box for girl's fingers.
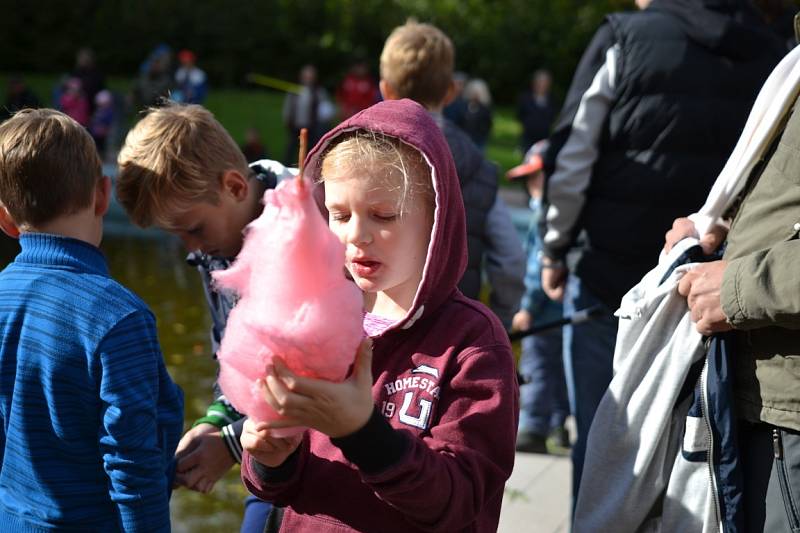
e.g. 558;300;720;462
263;370;317;417
272;357;323;396
261;375;288;412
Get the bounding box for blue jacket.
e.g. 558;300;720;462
0;234;183;532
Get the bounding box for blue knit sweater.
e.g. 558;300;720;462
0;234;184;532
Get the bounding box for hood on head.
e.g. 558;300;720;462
305;99;467;330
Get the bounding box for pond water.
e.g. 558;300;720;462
0;230;246;532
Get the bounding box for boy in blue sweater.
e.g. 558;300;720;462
0;108;184;532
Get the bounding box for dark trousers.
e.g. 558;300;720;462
518;328;569;436
240;496;271;533
740;420;800;532
562;275;617;508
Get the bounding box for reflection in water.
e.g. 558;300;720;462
0;232;245;532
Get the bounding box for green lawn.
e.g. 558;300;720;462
3;73;524;183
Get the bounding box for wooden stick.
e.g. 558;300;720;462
297;128;308;188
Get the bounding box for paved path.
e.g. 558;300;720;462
498;451;572;533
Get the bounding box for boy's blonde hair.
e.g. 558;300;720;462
0;108;101;227
319;130;433;215
116;103;248;228
380;21;454;109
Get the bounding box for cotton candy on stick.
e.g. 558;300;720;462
212;128;364;436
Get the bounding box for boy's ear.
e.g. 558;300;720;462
94;176;112;217
220;169;249;201
0;205;20;239
442;80;458;107
379;80;398;101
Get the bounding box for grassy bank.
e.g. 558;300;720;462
2;73;525;183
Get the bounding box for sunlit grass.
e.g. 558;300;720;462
2;72;525;183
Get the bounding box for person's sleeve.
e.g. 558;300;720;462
191;395;245;462
241;434;311;505
520;247;551;318
541;24;618;260
519;257;537;313
97;311;173;533
721;240;800;330
484;196;526;328
332;344;518;531
221;417;245;463
187;261;249;462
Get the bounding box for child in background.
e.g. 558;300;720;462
0;109;183;531
335;60;379;120
90;89;116;157
116;103;292;533
59;76;91;127
241;126;267;162
378;20;525;330
239;98;518;532
462;78;494;151
174;49;208;105
507;140;570;453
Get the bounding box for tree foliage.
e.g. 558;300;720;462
0;0;633;103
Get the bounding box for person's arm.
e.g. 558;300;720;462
97;311;175;532
484;196;526;328
722;239;800;330
247;338;517;530
540;23;618;260
174;257;243;492
241;429;310;505
521;255;552;320
334;344;517;531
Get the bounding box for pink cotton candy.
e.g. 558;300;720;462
213;177;364;435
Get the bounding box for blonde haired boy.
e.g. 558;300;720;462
0;108;183;531
379;21;525;329
117;103;292;525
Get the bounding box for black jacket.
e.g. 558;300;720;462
542;0;783;308
441;118;499;299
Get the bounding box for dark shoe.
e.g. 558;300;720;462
515;431;548;454
549;425;571;449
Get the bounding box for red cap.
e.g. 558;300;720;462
178;49;196;64
506;139;549;180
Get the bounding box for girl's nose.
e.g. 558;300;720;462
347;216;372;246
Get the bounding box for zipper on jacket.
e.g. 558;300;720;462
699;361;723;532
774;428;783;459
773;427;800;530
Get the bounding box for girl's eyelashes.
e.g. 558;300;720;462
329;212;397;222
187;225;203;236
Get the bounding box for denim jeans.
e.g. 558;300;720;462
563;274;618;506
518;328;568;436
240;495;272;533
740;421;800;532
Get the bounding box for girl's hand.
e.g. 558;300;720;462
240;418;304;467
261;338;374;438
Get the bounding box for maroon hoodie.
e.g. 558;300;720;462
241;99;518;532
